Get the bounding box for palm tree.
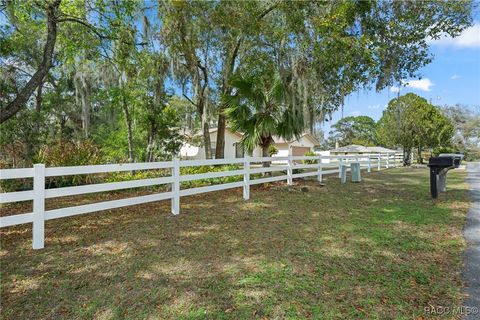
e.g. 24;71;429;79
223;73;304;167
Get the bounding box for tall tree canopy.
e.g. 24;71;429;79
329;116;377;147
0;0;474;167
377;93;454;164
224;72;304;159
442;104;480;160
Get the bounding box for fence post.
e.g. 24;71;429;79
33;164;45;249
317;155;322;182
171;157;180;215
287;156;293;185
386;153;390;169
338;157;342;178
243;156;250;200
367;155;371;173
377;155;381;171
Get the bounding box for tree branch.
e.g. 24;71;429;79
0;0;61;123
258;3;278;20
57;16;107;39
182;93;196;107
57;15;148;46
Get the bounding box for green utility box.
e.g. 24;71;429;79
351;162;361;182
340;164;348;184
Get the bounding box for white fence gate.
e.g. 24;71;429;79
0;153;400;249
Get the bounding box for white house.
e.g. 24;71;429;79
311;145;399;164
314;150;332;164
179;128;320;160
329;144;398;155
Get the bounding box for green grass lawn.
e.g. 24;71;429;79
0;167;470;319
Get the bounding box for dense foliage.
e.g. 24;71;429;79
0;0;474;167
377;93;454;164
328;116;378;147
442;104;480;161
224;73;304;157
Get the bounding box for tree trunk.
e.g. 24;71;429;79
122;97;134;163
11;143;16;167
262;143;270;172
26;83;45;162
403;147;412;166
145;124;157;162
262;145;270;159
36;83;43;113
261;136;273;172
193;62;212;159
261;143;273;176
0;0;61;123
309;105;315;134
146;133;154;162
197;88;212;159
59;115;66;140
202;120;212;159
187;111;193;130
125;113;134;163
417;147;423;164
32;83;44;151
215;37;242;159
215;113;226;159
25;142;34;164
80;90;90;138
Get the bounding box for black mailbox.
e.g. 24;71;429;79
427;154;463;199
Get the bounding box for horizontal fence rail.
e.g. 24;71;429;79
0;153;401;249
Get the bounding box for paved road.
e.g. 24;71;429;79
463;162;480;319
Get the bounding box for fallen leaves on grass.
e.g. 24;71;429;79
0;168;470;319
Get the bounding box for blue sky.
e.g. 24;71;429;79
321;22;480;136
2;3;477;138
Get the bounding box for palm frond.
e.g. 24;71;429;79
225;71;305;151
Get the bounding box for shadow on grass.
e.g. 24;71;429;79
0;168;471;319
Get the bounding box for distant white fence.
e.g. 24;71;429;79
0;153;400;249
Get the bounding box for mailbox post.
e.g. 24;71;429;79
427;154;463;199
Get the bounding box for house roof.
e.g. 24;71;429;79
208;127;243;138
273;133;320;146
185;127;243;139
330;144;371;153
330;144;398;153
366;146;398;153
203;128;320;146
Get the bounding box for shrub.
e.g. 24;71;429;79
180;164;246;188
432;146;457;157
97;164;260;191
0;159;33;192
36;140;103;167
36;140;105;187
1;153;261;194
303;150;318;164
268;145;278;156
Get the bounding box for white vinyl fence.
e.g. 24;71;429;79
0;153;400;249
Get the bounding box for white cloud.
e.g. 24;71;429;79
389;79;434;93
429;24;480;48
451;74;460;80
367;104;381;109
390;86;400;93
402;78;434;92
349;110;361;116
